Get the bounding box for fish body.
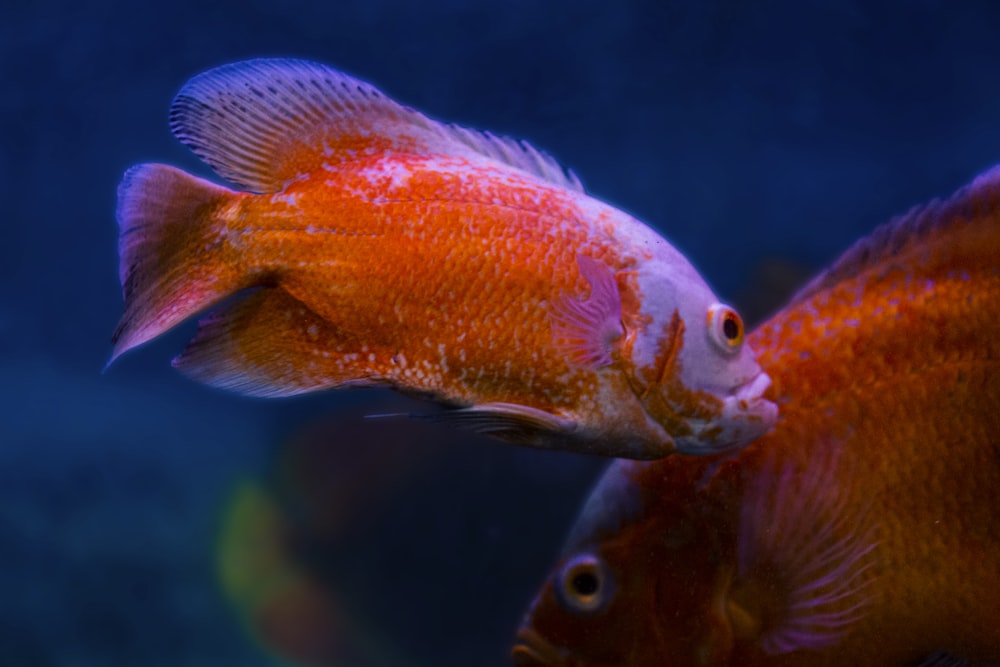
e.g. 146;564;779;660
110;59;776;458
513;167;1000;664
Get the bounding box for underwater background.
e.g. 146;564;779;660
4;1;1000;665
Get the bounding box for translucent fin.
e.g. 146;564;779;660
173;288;388;398
792;164;1000;304
550;255;624;368
110;164;242;364
170;58;583;194
729;441;879;654
914;652;997;667
422;402;577;445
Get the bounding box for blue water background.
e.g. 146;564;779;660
3;1;1000;665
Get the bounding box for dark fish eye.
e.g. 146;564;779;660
556;553;612;614
571;570;599;596
707;303;745;353
723;315;740;340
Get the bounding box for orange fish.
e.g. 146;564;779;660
109;58;776;459
513;166;1000;665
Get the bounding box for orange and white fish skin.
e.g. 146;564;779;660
109;58;776;459
513;166;1000;664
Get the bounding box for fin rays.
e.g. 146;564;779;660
169;58;583;194
419;402;577;445
550;255;624;368
791;165;1000;304
173;288;390;397
110;164;239;363
736;441;879;655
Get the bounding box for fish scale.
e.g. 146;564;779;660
514;165;1000;665
110;58;776;459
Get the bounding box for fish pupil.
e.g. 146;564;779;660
723;316;740;340
572;571;599;596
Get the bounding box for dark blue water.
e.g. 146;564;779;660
4;1;1000;665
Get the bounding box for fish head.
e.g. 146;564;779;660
626;259;777;455
513;459;739;667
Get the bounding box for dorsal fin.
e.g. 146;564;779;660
169;58;583;194
790;165;1000;304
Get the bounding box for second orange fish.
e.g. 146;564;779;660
110;58;776;459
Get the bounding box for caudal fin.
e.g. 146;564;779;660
110;164;244;365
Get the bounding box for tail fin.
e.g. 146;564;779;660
110;164;243;365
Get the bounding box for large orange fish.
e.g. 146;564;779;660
512;166;1000;664
109;58;776;459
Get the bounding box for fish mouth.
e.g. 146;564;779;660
732;370;773;407
512;627;566;666
675;371;777;455
716;370;777;446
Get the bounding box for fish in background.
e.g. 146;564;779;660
731;257;816;329
217;399;448;667
108;58;776;459
512;165;1000;665
220;480;361;667
220;481;425;667
217;393;590;667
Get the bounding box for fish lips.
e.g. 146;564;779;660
511;627;567;666
675;371;777;455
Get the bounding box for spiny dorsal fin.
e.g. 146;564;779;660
169;58;583;194
791;165;1000;304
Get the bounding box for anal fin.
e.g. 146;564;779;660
173;288;388;398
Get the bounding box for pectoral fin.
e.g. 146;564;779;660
913;653;996;667
417;402;577;445
550;255;624;368
727;441;879;655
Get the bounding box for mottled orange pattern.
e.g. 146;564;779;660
225;154;633;407
514;167;1000;665
111;59;777;459
726;172;1000;665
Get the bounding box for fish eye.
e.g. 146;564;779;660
706;304;745;354
555;553;612;614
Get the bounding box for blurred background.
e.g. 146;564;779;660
4;1;1000;665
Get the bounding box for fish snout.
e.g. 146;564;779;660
676;371;778;455
718;371;777;446
732;370;774;412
